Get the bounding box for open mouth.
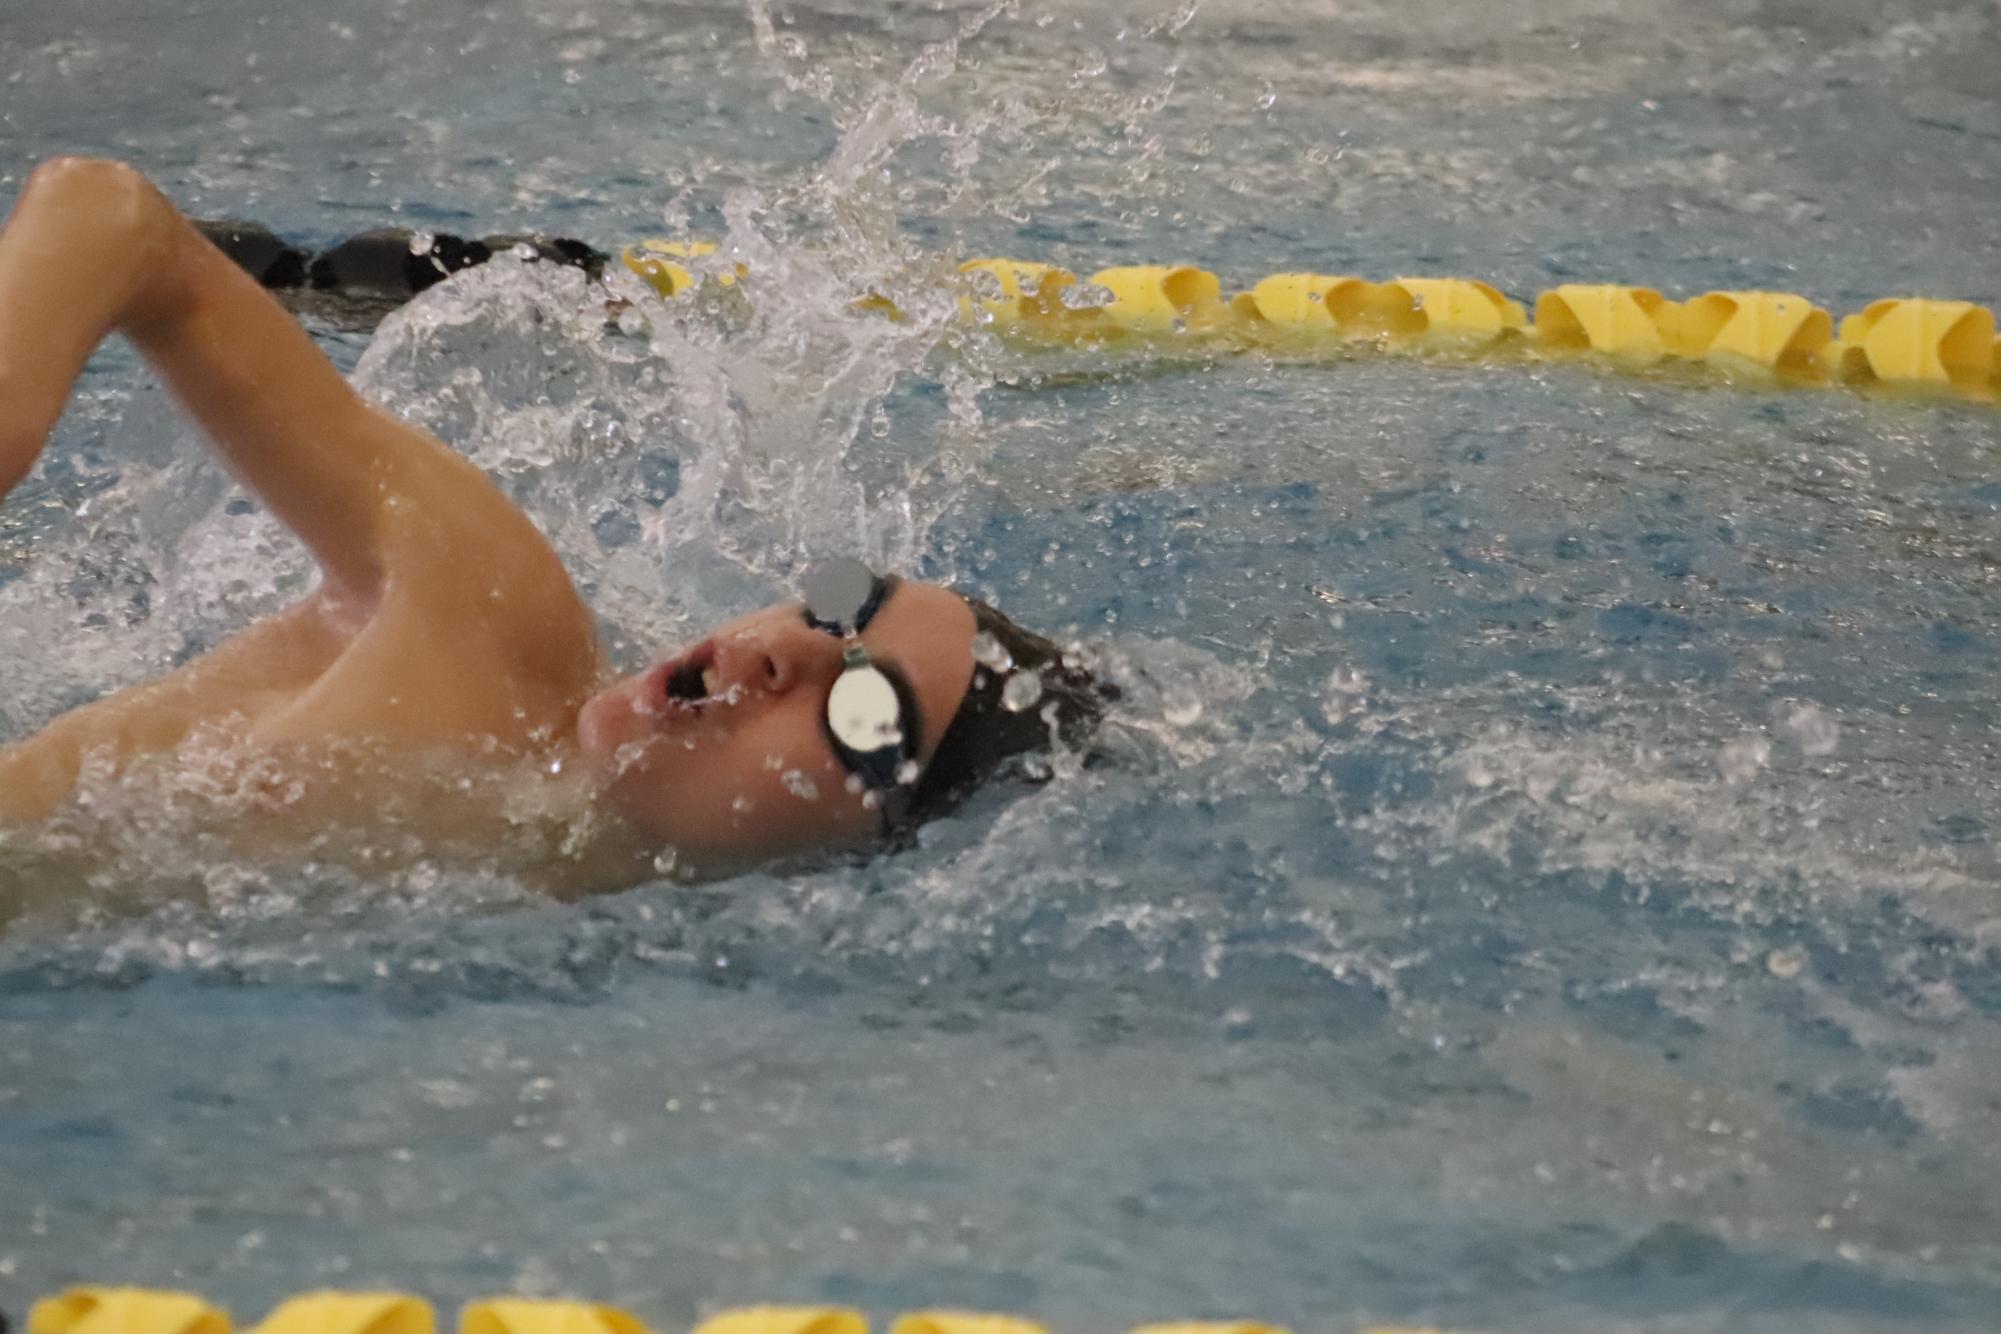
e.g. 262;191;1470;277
660;639;718;709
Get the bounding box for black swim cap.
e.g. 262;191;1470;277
903;598;1115;824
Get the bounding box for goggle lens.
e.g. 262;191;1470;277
802;557;883;637
800;558;917;817
827;664;905;756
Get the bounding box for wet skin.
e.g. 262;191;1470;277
577;585;976;863
0;156;975;880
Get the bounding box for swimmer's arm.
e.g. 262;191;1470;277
0;157;576;619
0;599;352;823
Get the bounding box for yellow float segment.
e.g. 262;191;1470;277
1835;298;1997;390
690;1310;867;1334
254;1295;433;1334
1129;1322;1290;1334
1392;277;1527;342
958;259;1091;329
460;1300;647;1334
1532;284;1680;363
621;238;745;299
1089;264;1229;334
1674;290;1834;374
890;1313;1049;1334
1240;272;1366;331
32;1290;231;1334
1239;274;1426;339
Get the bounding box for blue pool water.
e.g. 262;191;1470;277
3;1;2001;1329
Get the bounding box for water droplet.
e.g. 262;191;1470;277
780;769;818;801
1163;690;1203;727
1718;735;1770;783
1784;704;1840;756
1002;671;1044;713
1061;281;1114;310
970;631;1013;672
407;230;436;255
1327;664;1369;694
1766;947;1806;980
651;848;679;876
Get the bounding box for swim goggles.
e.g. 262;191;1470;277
801;558;920;826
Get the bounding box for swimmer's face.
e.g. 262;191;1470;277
576;580;977;866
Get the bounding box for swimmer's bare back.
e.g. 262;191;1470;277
0;158;601;826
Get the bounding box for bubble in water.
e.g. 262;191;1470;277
967;268;1006;300
1783;703;1841;756
1163;689;1204;728
1322;666;1368;724
1061;282;1115;310
780;769;819;801
1718;735;1770;783
1002;670;1044;713
651;848;678;877
1766;947;1807;980
970;630;1013;672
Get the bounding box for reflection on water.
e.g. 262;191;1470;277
2;0;2000;1328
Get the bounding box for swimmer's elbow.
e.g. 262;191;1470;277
22;156;157;226
17;157;180;325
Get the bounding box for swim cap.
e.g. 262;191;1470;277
903;598;1115;823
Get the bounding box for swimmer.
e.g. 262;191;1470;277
0;158;1108;892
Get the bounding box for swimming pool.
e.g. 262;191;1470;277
3;0;2000;1329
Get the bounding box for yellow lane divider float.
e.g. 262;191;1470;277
23;1292;1451;1334
618;241;2001;404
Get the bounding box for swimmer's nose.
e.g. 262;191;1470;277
712;630;802;698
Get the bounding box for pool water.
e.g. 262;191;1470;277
3;0;2001;1329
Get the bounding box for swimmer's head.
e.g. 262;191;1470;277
575;565;1112;867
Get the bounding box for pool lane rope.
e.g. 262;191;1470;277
19;1289;1452;1334
193;218;2001;406
930;259;1999;401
